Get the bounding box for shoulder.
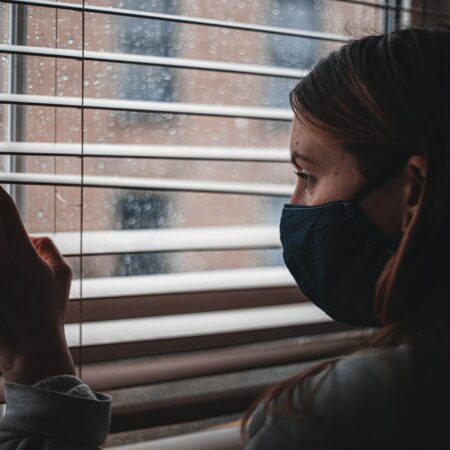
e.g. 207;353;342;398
245;344;411;449
317;343;411;414
325;342;411;394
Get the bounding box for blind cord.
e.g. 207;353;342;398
78;0;85;380
53;6;57;234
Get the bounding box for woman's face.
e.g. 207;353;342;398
288;116;407;243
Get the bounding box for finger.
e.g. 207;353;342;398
30;236;42;253
0;186;34;251
32;236;69;271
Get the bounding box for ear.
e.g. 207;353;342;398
402;155;427;233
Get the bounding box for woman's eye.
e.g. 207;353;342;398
293;170;312;184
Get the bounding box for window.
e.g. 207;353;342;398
118;191;170;276
119;1;176;103
267;0;322;109
0;0;427;445
116;0;177;123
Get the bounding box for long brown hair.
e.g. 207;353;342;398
240;26;450;441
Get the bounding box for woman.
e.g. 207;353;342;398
0;26;449;449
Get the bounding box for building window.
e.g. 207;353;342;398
118;192;170;276
117;1;177;122
266;0;322;109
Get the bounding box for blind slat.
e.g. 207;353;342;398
42;226;280;256
337;0;436;18
0;142;290;162
0;93;293;120
0;44;308;79
0;172;293;196
69;267;296;299
64;303;329;347
80;331;365;391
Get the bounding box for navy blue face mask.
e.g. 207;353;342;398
279;161;406;327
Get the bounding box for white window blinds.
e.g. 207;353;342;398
0;0;424;434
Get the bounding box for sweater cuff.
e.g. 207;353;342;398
0;375;112;446
33;374;98;400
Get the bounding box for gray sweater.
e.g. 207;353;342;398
0;375;111;449
1;343;444;449
244;344;411;450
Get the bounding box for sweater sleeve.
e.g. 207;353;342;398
243;345;410;450
0;374;112;450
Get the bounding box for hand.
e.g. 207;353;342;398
0;187;76;385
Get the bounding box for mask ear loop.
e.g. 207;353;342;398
352;158;408;204
351;158;408;252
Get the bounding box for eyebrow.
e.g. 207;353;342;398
290;152;315;166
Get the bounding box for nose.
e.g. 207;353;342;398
289;183;301;205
